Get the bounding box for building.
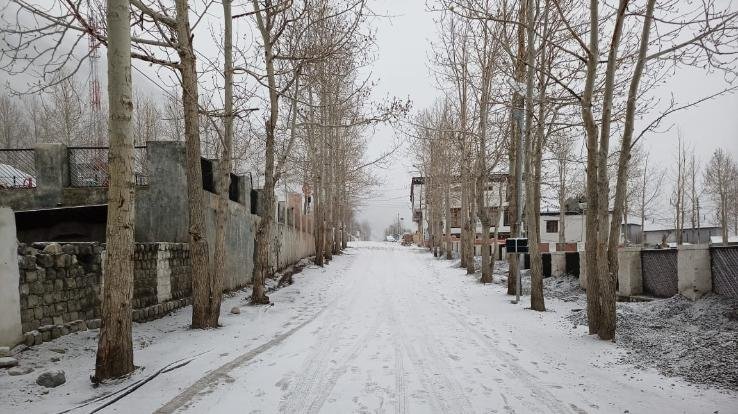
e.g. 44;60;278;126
410;173;510;244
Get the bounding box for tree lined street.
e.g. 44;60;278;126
2;243;736;413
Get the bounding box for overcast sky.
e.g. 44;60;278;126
357;0;437;239
358;1;738;239
2;1;736;238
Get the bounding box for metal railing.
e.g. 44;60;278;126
68;146;149;187
134;146;149;185
69;147;109;187
0;148;37;188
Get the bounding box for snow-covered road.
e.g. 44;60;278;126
3;242;737;413
154;242;738;413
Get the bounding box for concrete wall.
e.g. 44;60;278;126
0;208;23;347
135;141;190;243
275;223;316;270
677;245;712;300
204;191;258;291
616;246;714;300
617;248;643;296
579;252;587;289
550;252;566;277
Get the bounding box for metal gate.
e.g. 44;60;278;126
542;253;552;278
641;249;678;297
565;252;580;277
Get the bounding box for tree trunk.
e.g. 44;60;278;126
460;175;469;269
507;0;526;296
444;175;453;260
175;0;212;327
525;0;544;312
583;0;601;335
466;181;476;274
250;2;278;304
595;0;630;341
210;0;235;327
94;0;135;382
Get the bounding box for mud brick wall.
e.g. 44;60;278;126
711;246;738;298
17;243;103;333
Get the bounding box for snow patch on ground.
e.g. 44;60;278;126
2;243;736;413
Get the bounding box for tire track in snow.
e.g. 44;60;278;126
153;304;329;414
393;337;408;414
303;311;383;413
383;288;475;414
422;259;575;414
279;249;382;413
153;253;359;414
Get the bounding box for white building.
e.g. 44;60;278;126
538;212;586;244
410;174;510;241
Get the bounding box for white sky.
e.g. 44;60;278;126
2;1;736;238
358;1;738;239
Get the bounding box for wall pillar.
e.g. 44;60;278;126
678;245;711;300
550;252;566;277
34;143;68;207
156;244;172;303
135;141;189;243
0;207;23;347
579;252;587;289
617;247;643;296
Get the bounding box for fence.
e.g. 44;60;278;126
711;246;738;298
641;249;678;297
68;146;149;187
0;149;36;188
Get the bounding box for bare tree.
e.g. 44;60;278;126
93;0;135;382
670;134;690;245
704;148;737;245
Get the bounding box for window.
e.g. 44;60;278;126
503;208;510;226
546;220;559;233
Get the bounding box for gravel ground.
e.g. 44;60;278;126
567;292;738;391
480;258;738;391
450;254;737;391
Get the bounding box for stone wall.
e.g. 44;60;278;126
15;242;192;346
17;243;103;334
167;244;191;300
133;244;159;309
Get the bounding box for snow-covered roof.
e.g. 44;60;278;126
710;235;738;244
626;215;722;232
0;163;35;188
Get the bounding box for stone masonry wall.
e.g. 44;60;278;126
168;244;191;300
133;244;159;309
17;242;102;334
16;242;191;346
